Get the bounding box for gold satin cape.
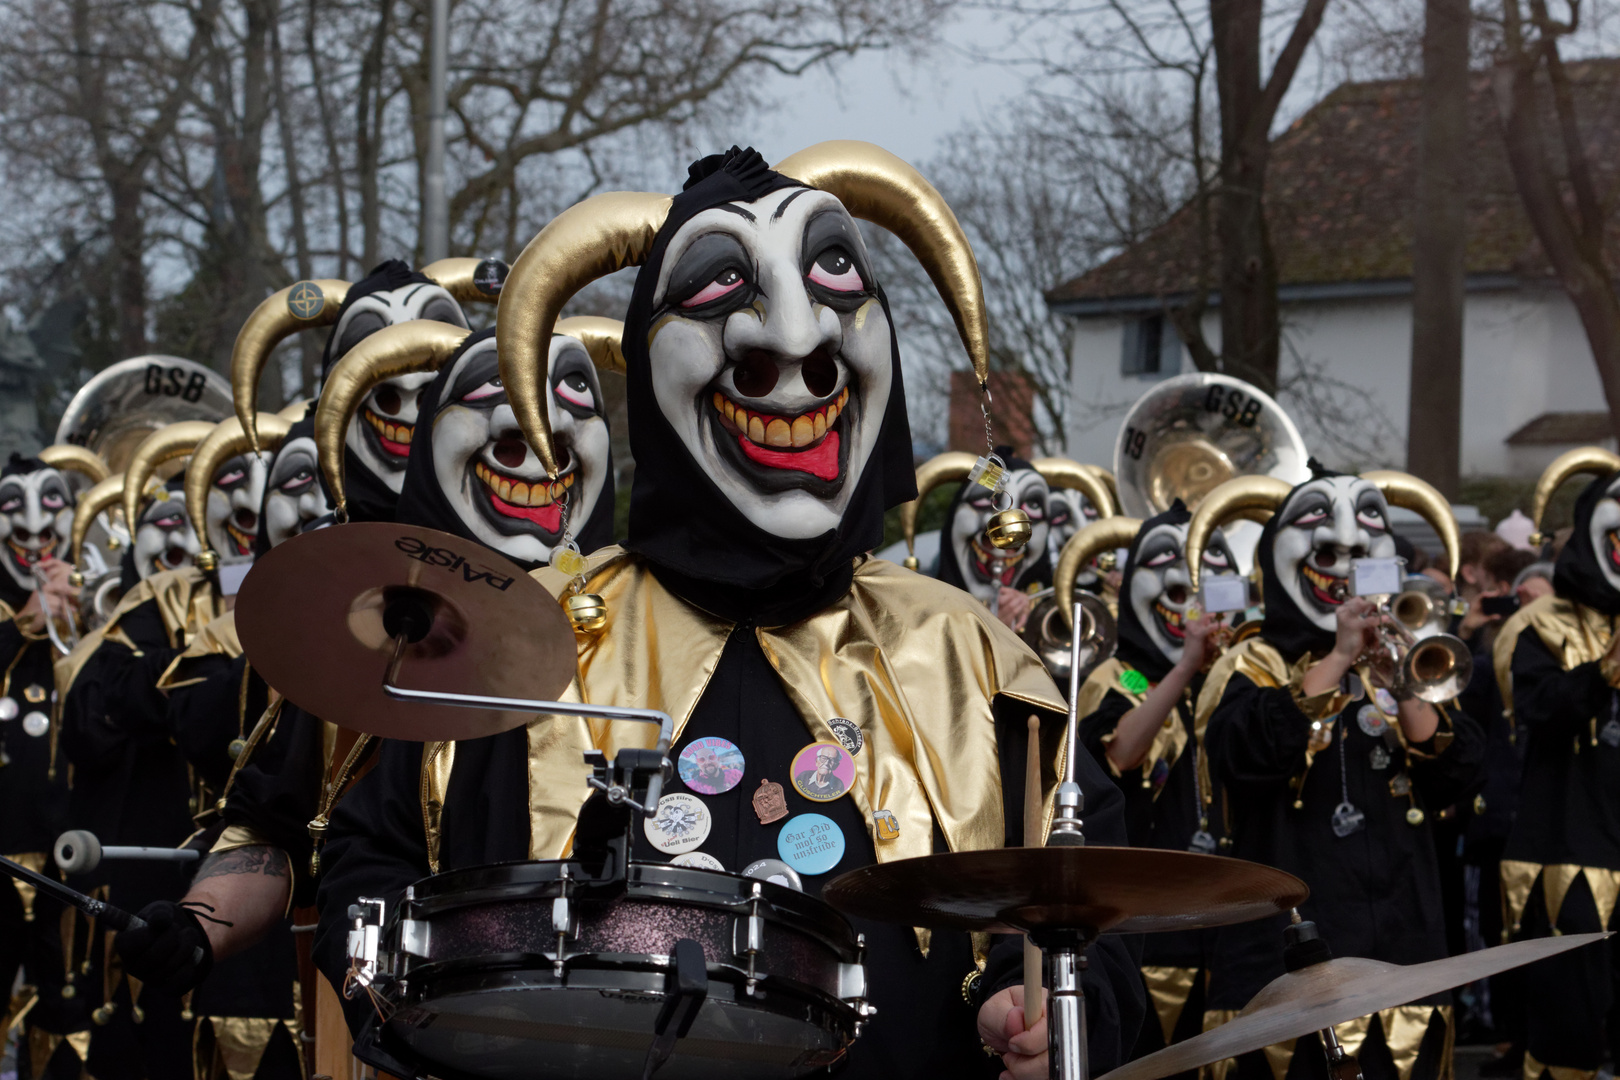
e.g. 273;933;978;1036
421;550;1070;951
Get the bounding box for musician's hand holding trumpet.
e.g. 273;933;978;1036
1300;597;1440;743
18;555;80;638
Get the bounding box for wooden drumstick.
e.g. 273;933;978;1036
1023;714;1045;1026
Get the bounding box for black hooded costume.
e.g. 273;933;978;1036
1074;503;1222;1059
312;148;1144;1079
1492;473;1620;1077
0;456;85;1075
1197;472;1484;1080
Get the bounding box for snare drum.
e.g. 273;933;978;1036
371;861;870;1080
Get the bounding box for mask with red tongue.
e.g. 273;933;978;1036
0;455;72;603
396;328;615;572
623;147;915;594
937;448;1052;606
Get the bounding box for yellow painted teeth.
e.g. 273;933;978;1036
712;387;848;448
474;460;575;506
363;409;414;446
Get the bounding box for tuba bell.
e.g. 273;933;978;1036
1113;372;1308;520
55;356;234;475
1025;516;1143;690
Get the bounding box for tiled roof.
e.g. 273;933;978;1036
1048;60;1620;307
1506;411;1615;445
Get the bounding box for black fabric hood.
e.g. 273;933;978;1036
1553;471;1620;616
621;146;916;600
1114;501;1190;683
936;446;1052;596
3;453;46;478
395;328;615;572
320;260;435;379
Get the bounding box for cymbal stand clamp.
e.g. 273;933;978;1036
1048;603;1090;848
1031;926;1092;1080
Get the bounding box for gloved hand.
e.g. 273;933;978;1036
113;901;215;994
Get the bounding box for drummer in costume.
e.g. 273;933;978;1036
312;144;1145;1078
1491;449;1620;1080
0;452;90;1078
111;316;619;1040
1064;502;1236;1061
1187;464;1485;1080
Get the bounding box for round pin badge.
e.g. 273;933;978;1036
742;859;803;892
789;742;854;803
827;717;864;756
678;736;745;796
1119;669;1150;696
1356;704;1389;738
22;711;49;738
643;793;711;855
671;852;724;871
0;697;17;722
1373;688;1399;716
777;813;846;876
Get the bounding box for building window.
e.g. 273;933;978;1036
1121;315;1180;377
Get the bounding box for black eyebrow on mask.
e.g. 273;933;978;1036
402;284;428;303
771;186;811;220
714;204;756;223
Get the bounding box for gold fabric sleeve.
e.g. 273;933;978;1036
420;741;456;874
1194;637;1289;737
211;824;276;853
156;610;243;692
1493;594;1614;724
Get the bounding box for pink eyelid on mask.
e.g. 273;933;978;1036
463;382;501;401
681;275;744;308
554;383;594;410
807;263;863;292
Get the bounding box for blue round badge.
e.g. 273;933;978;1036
777;813;845;876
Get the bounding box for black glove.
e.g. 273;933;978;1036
113;901;215;994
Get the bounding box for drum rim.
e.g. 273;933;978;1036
403;860;862;959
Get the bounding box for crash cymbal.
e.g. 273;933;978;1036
822;847;1307;936
235;522;575;741
1097;933;1612;1080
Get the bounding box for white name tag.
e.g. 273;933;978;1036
218;562;252;597
1350;557;1403;597
1200;576;1249;614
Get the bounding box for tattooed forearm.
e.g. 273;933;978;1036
195;845;290;881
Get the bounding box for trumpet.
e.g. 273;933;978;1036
1360;582;1472;704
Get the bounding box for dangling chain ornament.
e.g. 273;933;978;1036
971;386;1031;552
550;493;607;633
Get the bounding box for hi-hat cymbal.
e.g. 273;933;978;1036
822;847;1307;936
1098;933;1611;1080
235;523;575;741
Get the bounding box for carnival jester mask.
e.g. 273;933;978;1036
1271;475;1397;632
0;459;72;592
133;484;199;579
203;452;268;564
1047;489;1099;571
325;268;468;491
428;331;610;564
1128;519;1236;663
263;433;329;548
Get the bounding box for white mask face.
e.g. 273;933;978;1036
263;437;331;549
329;282;468;492
1127;521;1236;663
0;468;72;591
1588;476;1620;594
948;466;1051;605
133;492;200;579
647;186;891;539
1273;476;1396;632
1046;488;1101;584
430;335;610;563
205;453;270;566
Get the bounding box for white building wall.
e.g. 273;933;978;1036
1062;286;1608;478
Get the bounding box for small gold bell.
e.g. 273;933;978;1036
986;508;1031;550
195;549;219;573
228;738;247;761
131;1004;145;1024
61;984;76;1000
69;570;84;588
91;1003;115;1025
1406;807;1426;826
902;555;919;571
566;593;608;633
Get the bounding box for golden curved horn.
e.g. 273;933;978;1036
185;415;292;566
422;257;505;305
497;192;672;479
555;316;627;374
315;320;470;519
773;141;988;385
231;279;351;452
277;398;313;423
1528;446;1620;540
1032;457;1116;520
122;420;217;531
1086;464;1119;507
899;451;978;566
72;475;124;566
1185;475;1294;591
1055;516;1143;628
1363;470;1461;580
37;444;110;485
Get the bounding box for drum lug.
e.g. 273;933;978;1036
399;918;431;959
731;884;767;997
549;866;575;978
344;897;386;999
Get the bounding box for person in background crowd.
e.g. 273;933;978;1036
1513;562;1554;607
